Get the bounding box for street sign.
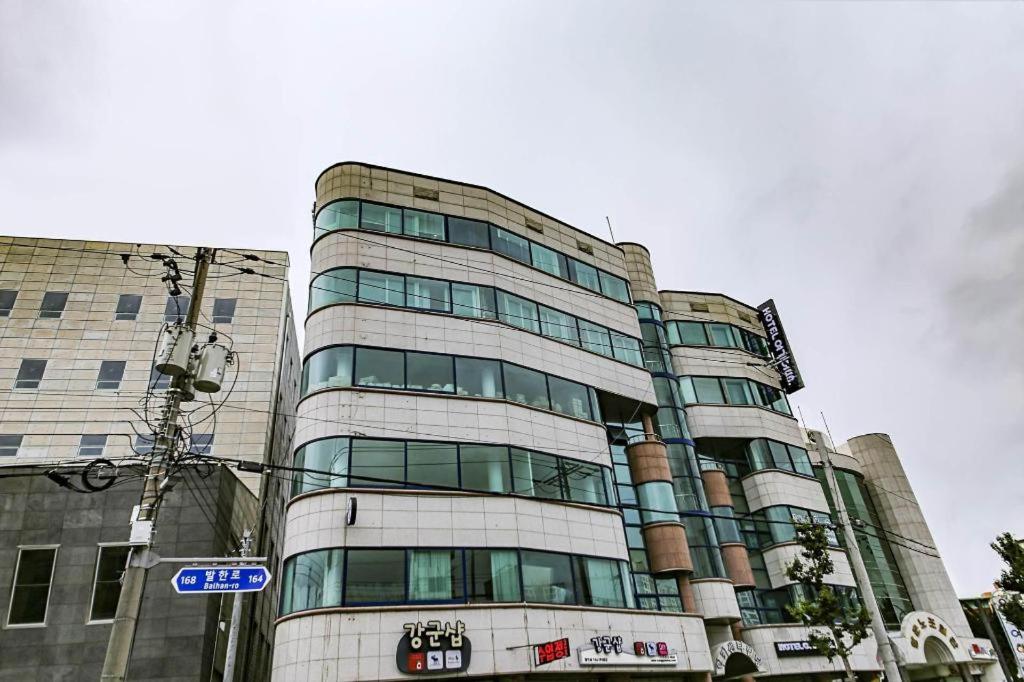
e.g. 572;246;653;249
172;566;271;594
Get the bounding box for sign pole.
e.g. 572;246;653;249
221;530;251;682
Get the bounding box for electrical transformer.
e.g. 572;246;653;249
155;326;194;376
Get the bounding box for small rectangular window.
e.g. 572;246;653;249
451;283;496;319
164;295;191;322
567;259;601;292
355;348;405;389
79;435;108;458
7;547;58;626
134;435;155;456
405;352;454;393
96;360;126;390
529;242;567;278
114;294;142;321
496;291;539;334
358;271;405;307
212;298;237;324
360;202;402;234
89;546;131;622
39;292;68;319
403;209;445;241
502;364;549;410
189;434;214;455
0;289;19;316
455;357;504;398
0;435;23;457
149;366;172;390
15;359;46;389
490;226;531;264
447;217;490;249
406;277;450;313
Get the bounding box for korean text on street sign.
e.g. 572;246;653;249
172;566;271;594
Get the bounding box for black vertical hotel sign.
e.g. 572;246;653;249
757;299;805;393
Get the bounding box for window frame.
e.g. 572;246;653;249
114;294;142;321
6;545;59;628
0;434;24;457
96;360;127;390
39;292;69;319
211;298;237;324
87;544;131;624
14;359;46;389
78;434;108;458
0;289;18;316
164;295;191;322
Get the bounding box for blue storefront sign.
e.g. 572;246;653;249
172;566;271;594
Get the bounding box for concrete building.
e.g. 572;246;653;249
271;162;999;682
0;237;298;680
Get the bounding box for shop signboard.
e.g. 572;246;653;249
577;635;677;666
993;593;1024;678
533;638;571;666
757;299;805;393
775;640;819;657
396;620;471;674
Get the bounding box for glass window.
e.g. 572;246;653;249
561;459;608;505
722;378;755;405
448;217;490;248
713;507;743;544
0;289;17;316
97;360;126;390
408;550;462;601
503;364;549;410
360;202;402;234
789;445;814;476
634;302;662;321
468;549;520;603
212;298;237;324
451;283;496;319
293;438;350;495
280;549;344;615
302;346;353;394
455;357;504;398
349;439;404;487
637;481;679;523
567;258;601;292
150;367;172;390
407;442;458;489
530;242;567;278
78;435;107;458
89;546;131;622
766;506;796;544
310;268;358;311
547;376;592;420
521;551;575;605
511;449;563;500
676;321;708;345
758;384;792;414
708;324;738;347
315;200;359;236
346;549;405;604
575;557;625;607
164;295;190;322
39;292;68;319
459;445;510;493
403;209;445;240
578;320;613;357
496;291;539;333
610;332;643;366
355;348;405;388
490;226;531;263
747;439;772;470
114;294;142;321
15;359;46;389
678;376;697;404
599;272;631;303
7;547;57;625
538;306;579;345
358;271;405;306
406;277;450;313
768;441;791;470
691;377;725;404
406;352;454;393
0;435;23;457
188;434;213;455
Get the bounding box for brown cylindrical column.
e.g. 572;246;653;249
701;468;732;507
677;575;697;612
642;522;693;574
627;439;673;484
721;544;756;588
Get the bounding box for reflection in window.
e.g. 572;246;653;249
292;438;350;495
455;357;503;398
114;294;142;321
361;202;402;234
448;217;490;248
521;550;575;605
451;283;496;319
310;269;358;310
164;295;191;322
7;547;57;625
491;226;531;263
539;307;579;345
355;348;405;388
358;271;404;306
350;440;404;487
691;377;725;404
406;352;454;392
89;546;131;622
0;289;18;316
496;291;539;333
637;481;679;523
579;320;612;356
503;364;549;410
14;359;46;389
568;258;601;292
575;556;626;608
512;449;562;500
530;242;567;278
407;442;458;489
599;271;630;303
96;360;126;390
460;446;511;493
283;549;344;613
547;376;592;420
315;200;359;236
404;209;445;240
347;549;405;604
212;298;237;324
468;550;520;603
40;292;69;319
406;277;450;312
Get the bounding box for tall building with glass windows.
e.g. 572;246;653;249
273;163;999;682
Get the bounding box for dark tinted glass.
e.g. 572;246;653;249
447;217;490;248
212;298;237;323
90;546;131;621
354;348;405;388
164;295;191;322
15;359;46;388
490;226;531;263
406;352;454;392
503;365;549;410
455;357;504;398
9;548;56;625
0;289;17;315
40;291;68;318
345;550;405;604
521;550;575;605
97;360;126;389
349;439;404;487
114;294;142;320
406;442;458;489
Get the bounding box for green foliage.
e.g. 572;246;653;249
786;522;872;665
992;532;1024;629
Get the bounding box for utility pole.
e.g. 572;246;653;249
101;247;215;682
811;427;905;682
221;529;252;682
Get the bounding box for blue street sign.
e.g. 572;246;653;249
172;565;271;594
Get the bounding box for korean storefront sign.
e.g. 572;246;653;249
577;634;677;666
396;620;471;674
533;638;571;666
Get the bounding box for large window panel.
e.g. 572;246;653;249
7;547;57;625
768;440;791;470
511;449;563;500
293;438;350;495
496;291;540;333
406;442;458;489
539;306;579;346
451;283;496;319
578;320;613;357
89;546;131;622
280;549;344;615
358;271;405;306
747;439;772;470
562;459;608;505
691;377;725;404
404;209;445;240
349;439;404;487
360;202;402;234
575;557;626;608
310;269;357;311
503;364;549;410
455;357;504;398
675;322;708;345
521;550;576;605
302;346;353;393
789;445;814;476
468;549;521;603
346;550;405;604
315;200;359;235
567;258;601;292
610;332;643;366
530;242;567;278
354;348;405;388
408;550;462;602
406;277;450;313
598;272;631;303
547;376;592;420
460;445;511;493
490;226;531;263
708;324;739;348
637;481;679;523
448;217;490;248
722;378;755;405
405;352;454;392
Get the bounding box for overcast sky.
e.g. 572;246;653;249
2;1;1021;595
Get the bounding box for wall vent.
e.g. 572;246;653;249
690;302;710;313
525;217;544;233
576;241;593;255
413;187;439;201
739;312;754;324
